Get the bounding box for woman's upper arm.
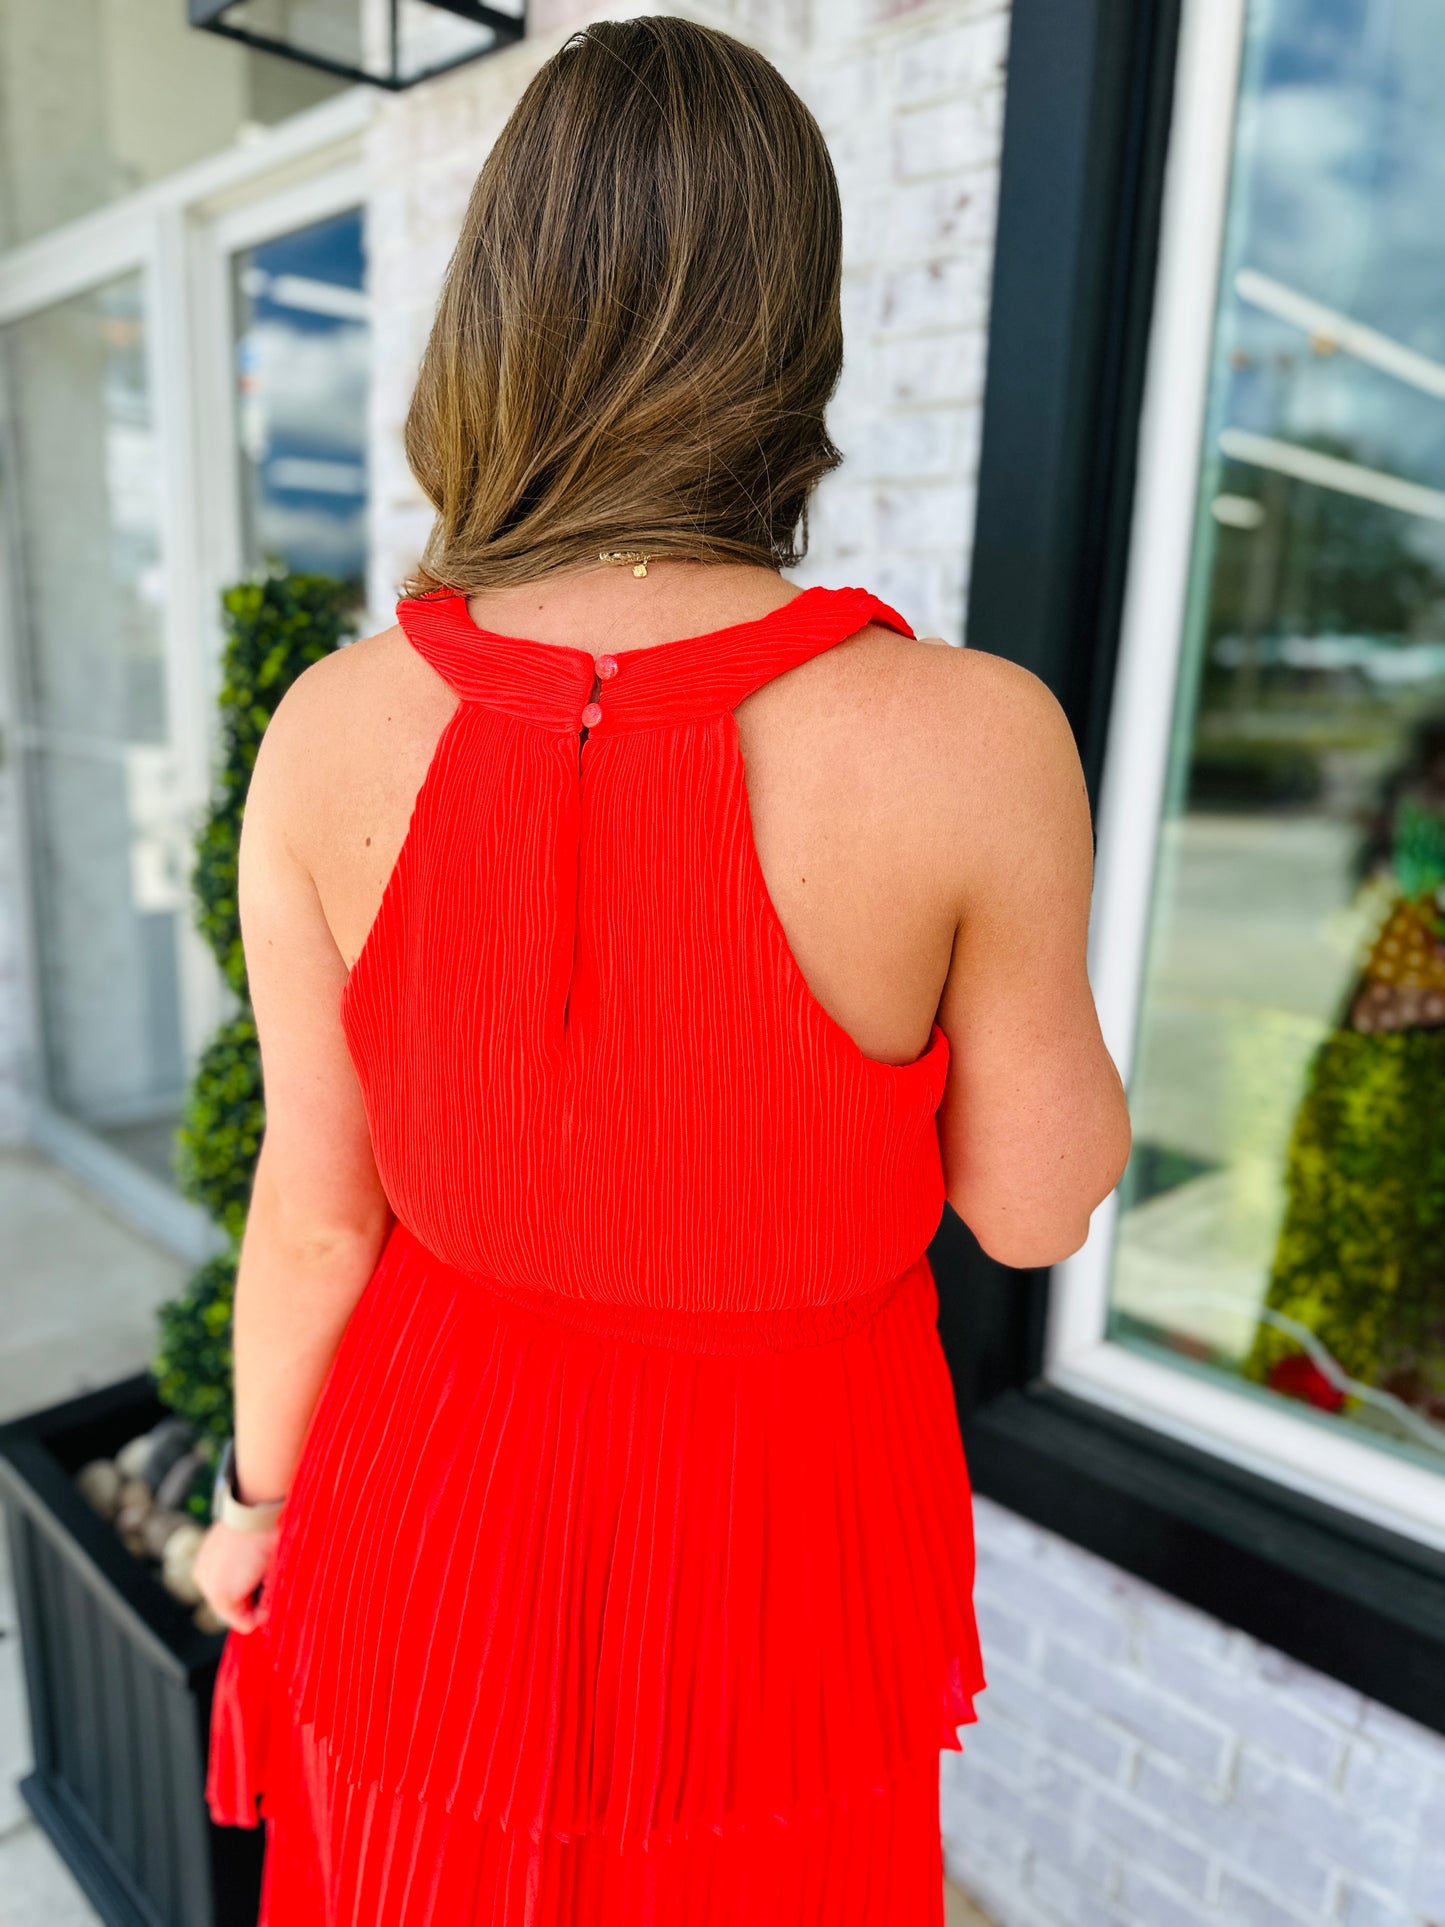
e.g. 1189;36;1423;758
933;651;1130;1270
237;662;390;1250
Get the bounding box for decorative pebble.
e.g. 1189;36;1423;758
115;1434;153;1482
76;1459;122;1520
140;1417;197;1493
116;1501;152;1557
118;1477;152;1515
161;1523;207;1605
155;1449;206;1513
141;1508;193;1560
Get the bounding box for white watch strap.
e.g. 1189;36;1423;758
218;1484;285;1534
213;1438;285;1533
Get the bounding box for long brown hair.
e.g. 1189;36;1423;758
402;17;844;595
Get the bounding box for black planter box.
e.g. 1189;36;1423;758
0;1374;265;1927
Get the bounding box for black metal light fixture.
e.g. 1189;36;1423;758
189;0;526;91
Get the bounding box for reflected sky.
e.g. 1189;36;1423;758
234;208;368;587
1221;0;1445;514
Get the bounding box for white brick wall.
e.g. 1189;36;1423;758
945;1496;1445;1927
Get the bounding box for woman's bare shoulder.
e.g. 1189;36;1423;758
251;622;453;869
845;625;1080;797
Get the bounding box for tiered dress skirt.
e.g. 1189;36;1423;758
207;1218;986;1925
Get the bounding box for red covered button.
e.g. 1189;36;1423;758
595;654;619;679
581;702;603;727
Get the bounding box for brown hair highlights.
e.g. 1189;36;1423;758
402;16;844;594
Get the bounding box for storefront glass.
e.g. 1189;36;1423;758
1110;0;1445;1471
3;274;190;1178
232;206;369;596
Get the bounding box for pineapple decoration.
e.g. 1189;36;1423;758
1242;790;1445;1431
1347;804;1445;1034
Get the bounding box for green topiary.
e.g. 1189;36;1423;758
1243;1027;1445;1403
192;572;356;999
152;570;357;1452
1244;791;1445;1423
153;1251;238;1459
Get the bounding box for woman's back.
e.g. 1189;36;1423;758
307;566;963;1071
207;570;994;1921
279;560;1123;1271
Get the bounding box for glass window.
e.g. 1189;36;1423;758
2;274;190;1180
1108;0;1445;1474
0;0;346;251
232;206;369;599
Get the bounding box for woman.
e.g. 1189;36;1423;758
196;17;1130;1924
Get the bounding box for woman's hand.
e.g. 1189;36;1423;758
194;1521;279;1634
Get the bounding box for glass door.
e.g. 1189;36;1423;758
0;136;368;1235
2;269;190;1181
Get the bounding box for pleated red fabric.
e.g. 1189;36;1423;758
206;583;987;1924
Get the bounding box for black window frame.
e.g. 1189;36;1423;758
934;0;1445;1736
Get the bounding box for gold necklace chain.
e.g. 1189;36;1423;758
598;549;651;578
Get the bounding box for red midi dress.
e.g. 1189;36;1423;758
206;582;987;1925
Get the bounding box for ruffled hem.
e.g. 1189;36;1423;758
208;1225;986;1854
244;1707;950;1927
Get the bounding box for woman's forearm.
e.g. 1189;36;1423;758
231;1155;392;1505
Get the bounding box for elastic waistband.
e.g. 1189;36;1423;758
390;1222;933;1356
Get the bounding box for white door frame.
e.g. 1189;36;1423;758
0;88;374;1256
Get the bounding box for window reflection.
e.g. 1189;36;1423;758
232;207;368;599
2;275;189;1177
1110;0;1445;1469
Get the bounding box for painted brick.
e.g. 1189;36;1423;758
852;407;970;481
1131;1757;1332;1918
1218;1872;1317;1927
1040;1639;1233;1782
1115;1866;1211;1927
957;1705;1040;1786
876;327;988;405
940;1798;1030;1882
972;1594;1043;1670
977;1542;1134;1662
1028;1840;1121;1918
889;167;1000;259
1357;1698;1445;1770
1073;1904;1129;1927
1341;1738;1440;1835
876;480;976;553
1079;1784;1210;1897
974;1494;1051;1563
1237;1750;1415;1891
1248;1644;1368;1732
1137;1632;1343;1782
979;1663;1137;1788
1340;1886;1426;1927
893;88;1005;179
877;250;994;333
893;11;1011;103
1407;1849;1445;1922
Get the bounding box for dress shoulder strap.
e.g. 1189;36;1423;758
588;585;915;730
393;585;915;731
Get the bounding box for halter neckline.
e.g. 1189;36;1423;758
416;582;831;664
394;584;915;732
